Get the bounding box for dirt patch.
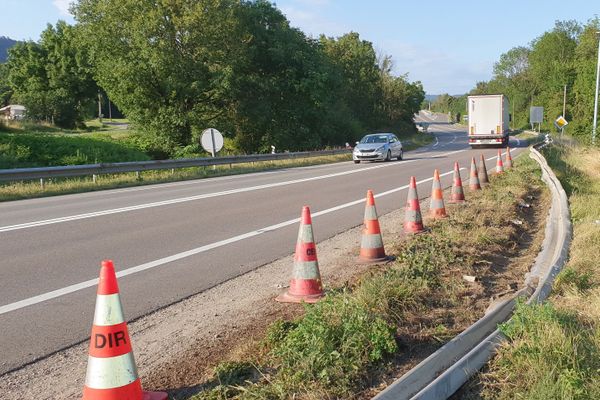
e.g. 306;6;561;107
360;184;549;399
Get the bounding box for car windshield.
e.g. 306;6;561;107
360;135;388;144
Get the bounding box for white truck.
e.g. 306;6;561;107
467;94;510;147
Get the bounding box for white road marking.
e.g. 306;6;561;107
0;153;474;315
432;136;440;147
0;153;456;233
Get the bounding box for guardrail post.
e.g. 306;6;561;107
92;174;97;184
135;171;141;181
171;168;175;175
39;178;45;190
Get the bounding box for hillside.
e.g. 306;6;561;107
0;36;17;62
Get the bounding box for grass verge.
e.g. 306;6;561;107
0;154;352;202
183;152;549;400
402;132;435;150
478;144;600;400
0;131;149;169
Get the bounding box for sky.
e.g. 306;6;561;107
0;0;598;94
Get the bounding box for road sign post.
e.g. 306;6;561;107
201;128;224;170
530;107;543;133
554;116;569;132
201;128;224;157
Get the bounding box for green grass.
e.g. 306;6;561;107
480;144;600;400
189;153;546;400
402;131;435;150
0;132;149;169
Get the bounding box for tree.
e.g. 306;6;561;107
0;63;12;106
74;0;237;154
320;32;382;132
225;0;347;152
377;55;424;127
6;21;97;127
571;18;600;136
518;21;578;127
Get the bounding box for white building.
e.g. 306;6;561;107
0;104;26;120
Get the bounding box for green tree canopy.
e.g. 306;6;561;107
6;21;97;128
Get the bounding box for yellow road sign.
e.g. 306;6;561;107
555;116;568;128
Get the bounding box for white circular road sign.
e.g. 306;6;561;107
201;128;224;156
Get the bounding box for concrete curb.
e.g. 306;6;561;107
373;145;571;400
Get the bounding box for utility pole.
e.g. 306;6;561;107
512;102;515;130
562;84;567;138
97;92;103;123
108;99;112;121
593;31;600;145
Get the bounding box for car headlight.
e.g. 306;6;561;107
376;145;385;152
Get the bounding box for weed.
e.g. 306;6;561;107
269;294;397;396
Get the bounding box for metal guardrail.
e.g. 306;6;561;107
0;149;351;182
374;144;572;400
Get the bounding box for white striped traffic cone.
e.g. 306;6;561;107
358;190;390;263
449;162;466;203
404;176;425;234
429;169;447;218
276;206;324;303
478;154;489;185
469;157;481;191
505;146;513;168
83;260;167;400
496;149;504;173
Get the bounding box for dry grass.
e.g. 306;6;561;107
479;145;600;400
0;154;352;202
188;152;550;400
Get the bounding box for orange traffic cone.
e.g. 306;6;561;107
505;146;513;168
469;157;481;191
404;176;425;234
358;190;390;263
429;169;447;218
276;206;324;303
478;154;489;185
83;260;167;400
449;162;466;203
496;149;504;174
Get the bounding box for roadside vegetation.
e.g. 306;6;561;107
0;0;425;159
0;129;149;169
183;153;549;400
479;143;600;400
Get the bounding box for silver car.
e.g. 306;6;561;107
353;133;403;164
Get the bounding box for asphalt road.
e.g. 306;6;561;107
0;112;527;374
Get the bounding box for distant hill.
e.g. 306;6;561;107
0;36;18;62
